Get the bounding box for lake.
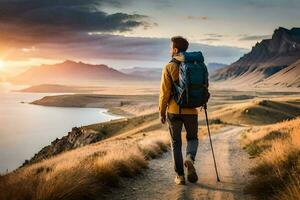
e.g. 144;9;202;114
0;83;122;173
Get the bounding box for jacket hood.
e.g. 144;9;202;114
174;51;204;63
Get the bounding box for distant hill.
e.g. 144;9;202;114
211;27;300;87
207;63;227;74
18;84;104;93
119;67;162;80
120;62;226;80
211;98;300;125
10;60;141;85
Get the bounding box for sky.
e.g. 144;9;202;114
0;0;299;76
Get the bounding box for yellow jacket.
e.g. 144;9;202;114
159;55;198;116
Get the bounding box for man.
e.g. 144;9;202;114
159;36;201;185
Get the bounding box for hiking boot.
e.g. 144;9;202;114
174;175;185;185
184;155;198;183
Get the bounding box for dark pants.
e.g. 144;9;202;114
166;112;199;176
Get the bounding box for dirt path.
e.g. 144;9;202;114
104;126;254;200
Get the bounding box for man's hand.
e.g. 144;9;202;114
160;114;166;124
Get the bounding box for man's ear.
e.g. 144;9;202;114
174;48;179;54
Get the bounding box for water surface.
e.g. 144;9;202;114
0;84;122;173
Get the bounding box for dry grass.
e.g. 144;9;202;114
278;176;300;200
0;133;170;200
242;117;300;199
211;98;300;125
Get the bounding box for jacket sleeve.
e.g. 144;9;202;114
159;64;172;117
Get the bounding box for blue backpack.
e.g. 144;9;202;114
168;51;210;113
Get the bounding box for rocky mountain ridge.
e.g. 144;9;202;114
212;27;300;84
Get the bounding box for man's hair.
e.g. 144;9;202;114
171;36;189;52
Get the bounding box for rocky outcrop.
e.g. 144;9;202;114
21;112;159;167
21;127;106;167
212;27;300;83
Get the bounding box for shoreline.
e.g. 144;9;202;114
0;91;125;174
16;83;300;94
14;94;158;170
19;111;159;169
15;107;129;171
31;93;159;117
31;100;135;118
12;91;300;172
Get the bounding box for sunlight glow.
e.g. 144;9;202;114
0;60;4;69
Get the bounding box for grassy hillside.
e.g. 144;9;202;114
210;98;300;125
2;89;299;200
242;117;300;199
0;125;170;200
0;103;226;200
23;112;161;166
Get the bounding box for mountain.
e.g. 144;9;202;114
119;67;162;80
256;59;300;88
10;60;140;85
212;27;300;86
120;62;227;80
207;63;227;74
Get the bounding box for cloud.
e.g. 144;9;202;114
1;30;246;65
0;0;246;66
204;33;224;38
150;0;172;8
0;0;150;34
201;38;221;42
186;16;209;21
240;0;300;9
239;34;271;41
189;42;247;64
243;0;276;8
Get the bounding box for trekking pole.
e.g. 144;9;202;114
204;104;220;182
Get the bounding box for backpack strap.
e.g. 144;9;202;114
166;58;180;91
167;57;180;83
170;57;181;65
169;58;182;114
